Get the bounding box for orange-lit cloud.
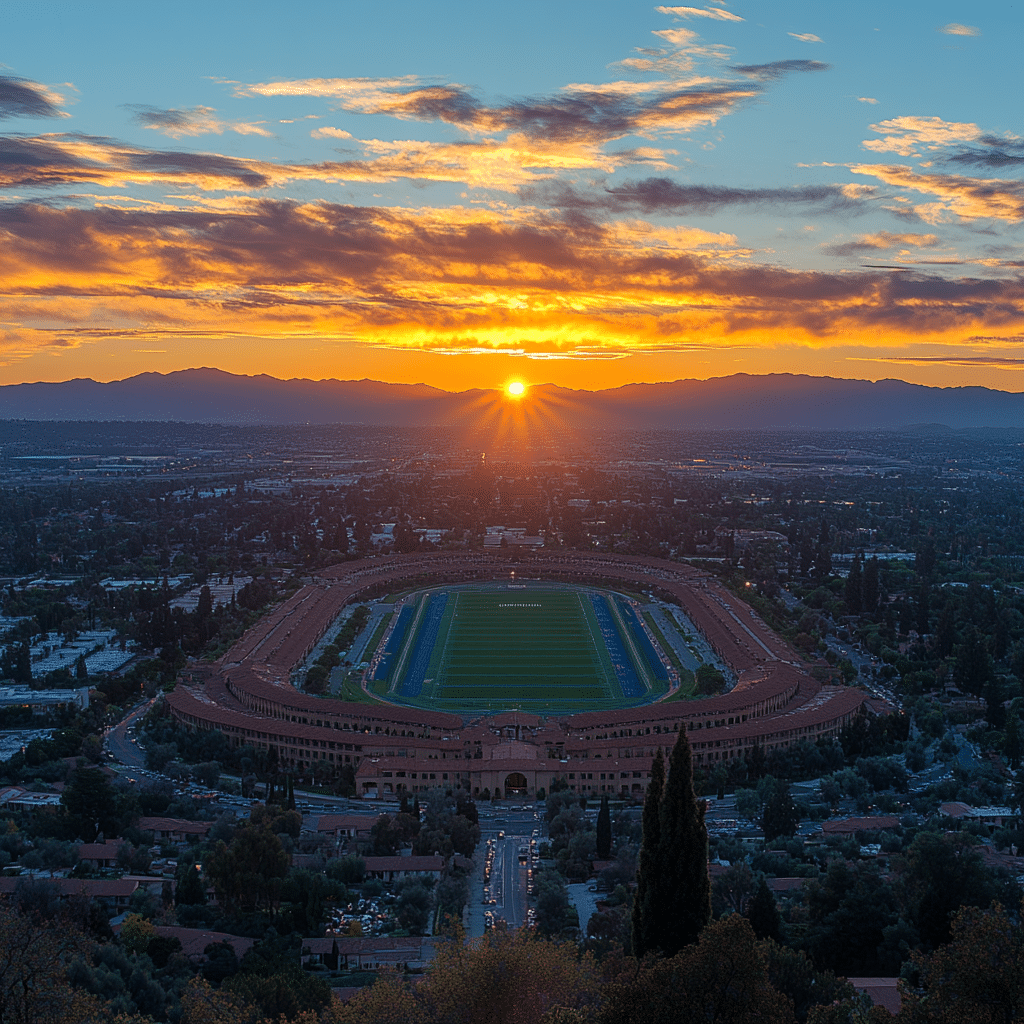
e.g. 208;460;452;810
656;6;744;22
3;197;1024;374
850;163;1024;222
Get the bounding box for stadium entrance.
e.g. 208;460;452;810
504;772;528;796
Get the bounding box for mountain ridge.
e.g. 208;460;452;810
1;368;1021;429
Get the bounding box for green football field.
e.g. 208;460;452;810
367;583;672;714
424;589;617;708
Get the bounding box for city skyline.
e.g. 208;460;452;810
3;1;1023;393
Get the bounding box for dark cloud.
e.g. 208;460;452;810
944;137;1024;168
529;177;863;216
729;60;830;80
126;105;205;133
0;76;66;120
605;178;857;213
0;133;273;190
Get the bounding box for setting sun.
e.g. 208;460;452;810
507;381;526;398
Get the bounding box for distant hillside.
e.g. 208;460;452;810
1;368;1022;429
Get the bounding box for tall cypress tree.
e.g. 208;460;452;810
656;726;711;955
596;794;612;860
632;747;665;957
636;728;711;958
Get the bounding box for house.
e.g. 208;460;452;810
314;814;381;840
0;876;140;912
939;803;1013;828
149;926;256;961
301;935;433;971
138;817;212;844
361;855;444;883
77;839;122;870
848;978;901;1016
0;787;62;811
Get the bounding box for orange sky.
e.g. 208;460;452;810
3;3;1024;394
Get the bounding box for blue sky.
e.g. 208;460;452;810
2;1;1023;392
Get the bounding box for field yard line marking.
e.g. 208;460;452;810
434;589;461;693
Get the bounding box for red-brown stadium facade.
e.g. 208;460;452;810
166;552;872;801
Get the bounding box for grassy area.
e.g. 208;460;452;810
329;670;382;704
660;667;696;701
426;589;615;710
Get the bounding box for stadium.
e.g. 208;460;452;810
166;551;877;802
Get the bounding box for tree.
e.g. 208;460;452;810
534;870;572;937
176;864;207;906
599;916;794;1024
196;584;213;621
634;730;711;958
760;941;857;1024
631;747;665;957
902;831;1000;949
205;822;289;916
395;877;433;935
747;877;784;943
412;927;601;1024
120;912;156;956
0;899;98;1024
62;766;118;842
844;557;863;615
894;901;1024;1024
761;779;800;842
596;795;612;861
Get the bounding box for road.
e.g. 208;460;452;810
489;834;530;928
473;805;540;933
105;698;154;770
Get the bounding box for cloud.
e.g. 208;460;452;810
788;32;822;43
588;177;863;214
939;23;980;36
730;60;830;80
0;76;70;120
871;355;1024;367
310;127;353;139
231;75;420;102
849;163;1024;222
126;105;272;139
656;6;744;20
0;125;683;195
237;74;759;151
857;97;879;105
863;115;982;157
9;195;1019;364
824;231;940;257
943;136;1024;169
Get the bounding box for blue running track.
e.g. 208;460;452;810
590;595;644;698
401;593;449;697
616;598;669;681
